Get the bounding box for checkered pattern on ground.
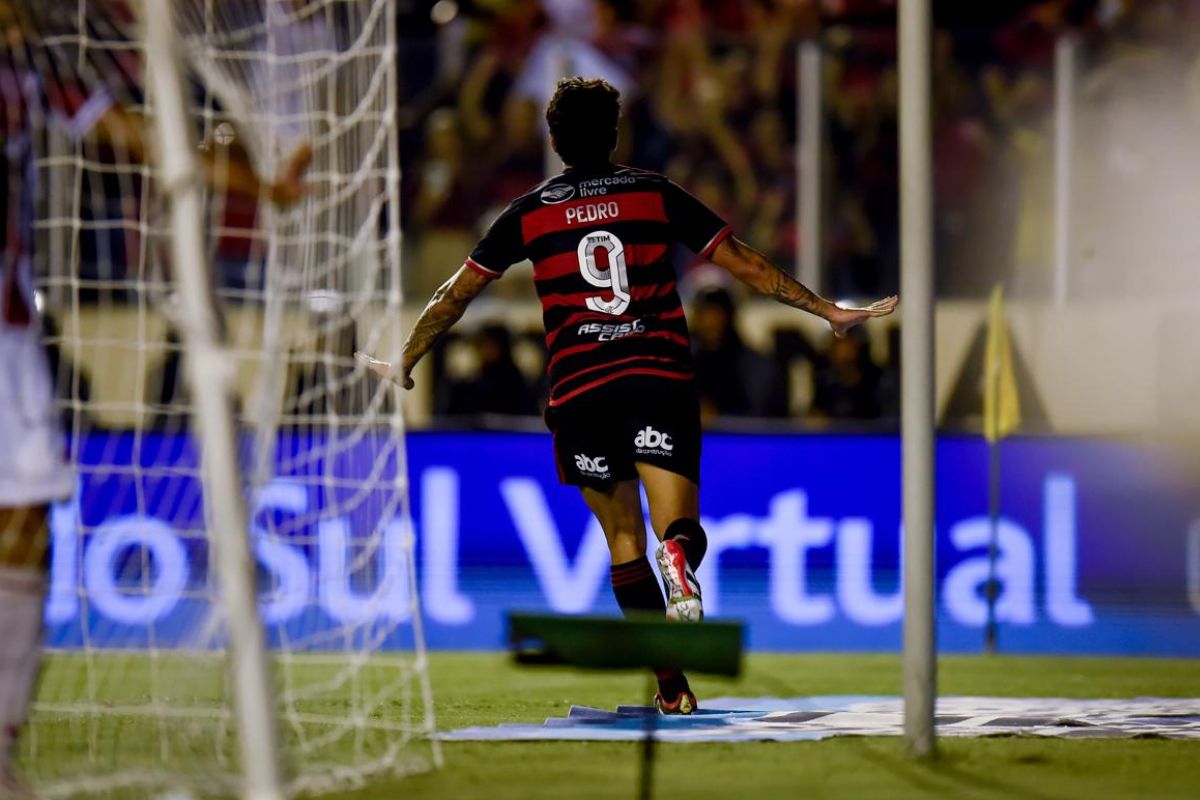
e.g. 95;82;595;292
442;696;1200;742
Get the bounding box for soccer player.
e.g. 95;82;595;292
396;78;897;713
0;6;308;792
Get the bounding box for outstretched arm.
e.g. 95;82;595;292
396;265;492;389
88;105;312;206
204;139;313;207
709;235;898;337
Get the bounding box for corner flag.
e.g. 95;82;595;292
983;283;1020;654
983;284;1021;443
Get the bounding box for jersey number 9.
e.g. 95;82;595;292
577;231;630;316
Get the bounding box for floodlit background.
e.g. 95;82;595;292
6;2;1199;797
20;0;1200;658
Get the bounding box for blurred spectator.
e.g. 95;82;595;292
770;324;819;417
744;109;796;265
457;0;544;148
286;317;371;421
438;322;539;418
40;312;93;431
145;326;188;431
810;327;883;421
407;105;486;297
411;107;475;232
992;0;1069;70
690;287;782;422
487;97;546;206
511;0;639;109
877;324;901;419
254;0;336;155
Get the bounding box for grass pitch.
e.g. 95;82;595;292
30;652;1200;799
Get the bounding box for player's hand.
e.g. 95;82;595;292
267;142;313;207
826;295;898;338
355;351;415;390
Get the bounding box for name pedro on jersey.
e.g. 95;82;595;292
566;201;620;225
577;319;645;342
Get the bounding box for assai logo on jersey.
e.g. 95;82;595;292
634;427;674;455
574;453;610;477
540;184;576;204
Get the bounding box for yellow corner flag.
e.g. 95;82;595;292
984;284;1021;443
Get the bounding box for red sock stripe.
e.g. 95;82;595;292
610;558;655;587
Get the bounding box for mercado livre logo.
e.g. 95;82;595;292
540;183;575;204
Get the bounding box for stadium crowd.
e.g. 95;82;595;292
392;0;1199;425
397;0;1197;289
10;0;1200;428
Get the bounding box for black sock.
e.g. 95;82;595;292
610;557;666;617
611;558;691;697
664;518;708;570
654;669;691;698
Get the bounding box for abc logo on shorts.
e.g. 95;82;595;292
634;427;673;452
574;454;608;474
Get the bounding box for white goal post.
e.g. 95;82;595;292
142;3;284;798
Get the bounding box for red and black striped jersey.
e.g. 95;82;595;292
465;164;731;407
1;51;117;329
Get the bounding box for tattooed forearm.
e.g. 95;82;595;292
401;268;488;374
710;235;898;336
766;266;827;317
712;236;835;320
402;299;463;369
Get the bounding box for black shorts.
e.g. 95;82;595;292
546;376;701;489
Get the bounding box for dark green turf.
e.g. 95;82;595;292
27;652;1200;799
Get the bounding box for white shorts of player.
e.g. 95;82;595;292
0;325;74;507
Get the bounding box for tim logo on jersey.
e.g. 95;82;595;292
634;427;673;456
574;454;611;478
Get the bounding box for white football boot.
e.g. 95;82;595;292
656;539;703;622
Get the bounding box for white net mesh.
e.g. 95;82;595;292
11;1;437;795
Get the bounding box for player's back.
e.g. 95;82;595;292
465;164;730;408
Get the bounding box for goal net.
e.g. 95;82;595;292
15;1;438;796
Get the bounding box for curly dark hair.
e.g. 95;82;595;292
545;77;621;167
